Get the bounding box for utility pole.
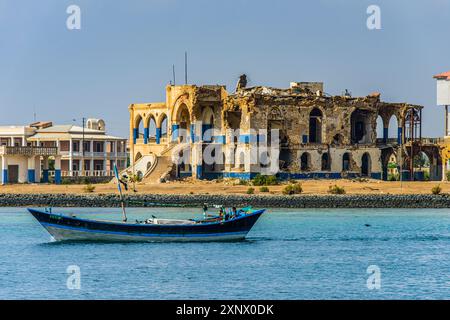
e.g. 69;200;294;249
82;117;85;157
185;51;188;85
173;64;176;86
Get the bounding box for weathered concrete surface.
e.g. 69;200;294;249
2;193;450;208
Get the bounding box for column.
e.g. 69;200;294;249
383;127;388;144
22;136;26;146
90;141;94;175
42;157;49;183
224;145;235;172
1;156;7;185
54;156;62;184
69;139;73;176
104;141;107;176
80;139;84;174
397;127;402;145
191;143;202;179
144;127;149;144
27;156;36;183
156;128;161;144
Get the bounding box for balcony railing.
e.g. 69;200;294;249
0;146;58;156
58;151;128;158
49;170;115;177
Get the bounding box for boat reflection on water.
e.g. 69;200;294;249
27;207;265;242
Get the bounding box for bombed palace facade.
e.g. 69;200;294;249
129;78;442;182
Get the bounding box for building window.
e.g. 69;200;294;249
309;108;323;143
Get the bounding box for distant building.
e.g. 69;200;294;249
434;70;450;180
0;119;127;184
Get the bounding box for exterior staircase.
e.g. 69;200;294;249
142;143;178;183
113;143;181;184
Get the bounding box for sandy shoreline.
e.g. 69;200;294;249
0;179;448;196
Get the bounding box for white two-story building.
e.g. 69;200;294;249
0;119;127;184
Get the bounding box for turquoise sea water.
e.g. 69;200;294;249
1;207;450;300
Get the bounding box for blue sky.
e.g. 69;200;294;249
0;0;449;137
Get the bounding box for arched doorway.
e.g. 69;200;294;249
309;108;323;143
177;104;191;143
361;153;371;176
300;152;311;171
342;153;351;171
321;152;331;171
202;107;215;142
413;151;430;181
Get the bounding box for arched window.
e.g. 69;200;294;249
178;104;191;143
300;152;311;171
309;108;323;143
160;115;168;137
134;114;144;143
148;117;156;141
321;153;331;171
351;109;370;144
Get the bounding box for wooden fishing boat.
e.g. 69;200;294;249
27;208;265;242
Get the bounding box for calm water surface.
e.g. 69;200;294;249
1;207;450;299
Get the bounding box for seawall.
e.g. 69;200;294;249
1;193;450;208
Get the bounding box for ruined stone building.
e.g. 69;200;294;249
128;77;442;182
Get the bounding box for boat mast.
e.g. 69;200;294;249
114;164;127;222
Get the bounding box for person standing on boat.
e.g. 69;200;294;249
202;203;208;220
232;207;237;219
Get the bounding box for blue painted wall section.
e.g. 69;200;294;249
42;170;49;183
155;128;161;144
172;124;179;142
27;169;35;183
196;165;203;179
133;128;138;144
239;135;250;144
302;135;308;143
55;170;62;184
2;169;7;184
143;127;149;144
201;171;384;181
213;136;226;144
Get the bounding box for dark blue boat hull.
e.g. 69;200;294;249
27;208;265;242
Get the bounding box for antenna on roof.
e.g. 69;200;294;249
173;64;176;86
185;51;188;85
33;106;37;122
